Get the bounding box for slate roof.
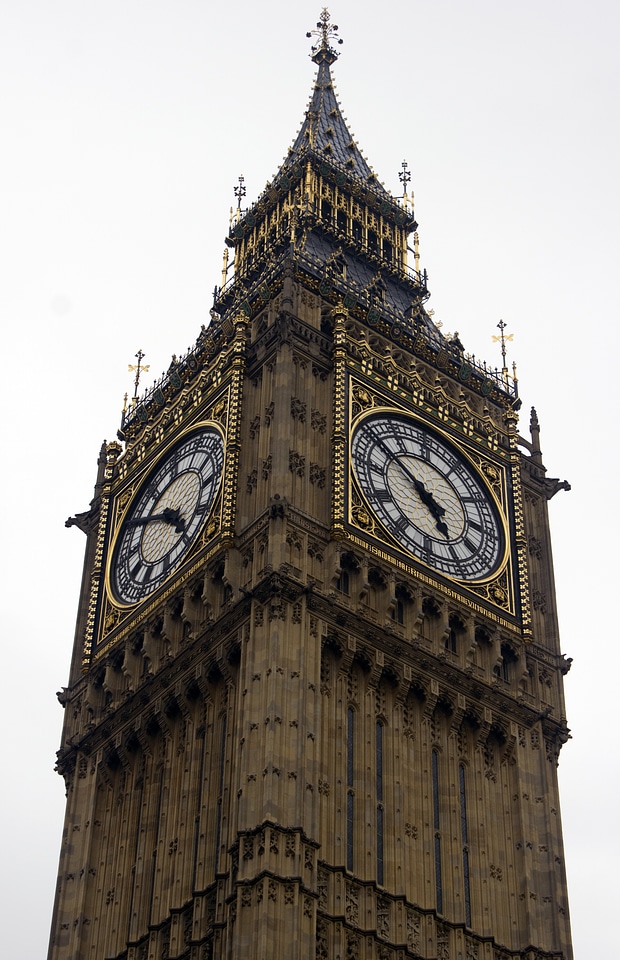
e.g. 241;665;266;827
301;231;442;346
287;50;389;198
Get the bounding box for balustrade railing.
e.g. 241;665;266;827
122;246;515;433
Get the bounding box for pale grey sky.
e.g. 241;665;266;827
2;2;618;956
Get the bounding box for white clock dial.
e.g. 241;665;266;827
111;426;225;604
351;413;504;581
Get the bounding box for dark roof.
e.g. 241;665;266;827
301;231;442;344
287;53;389;197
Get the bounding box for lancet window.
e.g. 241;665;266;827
432;748;443;914
459;763;472;926
347;706;355;872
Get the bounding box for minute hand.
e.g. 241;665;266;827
396;458;449;538
126;507;186;533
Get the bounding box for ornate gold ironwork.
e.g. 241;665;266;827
346;370;515;616
234;175;246;219
492;319;515;391
306;8;343;59
128;348;150;400
330;303;348;539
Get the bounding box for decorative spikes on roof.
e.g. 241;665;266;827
290;9;390;196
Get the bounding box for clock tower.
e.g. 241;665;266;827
49;11;573;960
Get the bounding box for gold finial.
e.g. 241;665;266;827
234;175;246;209
284;189;314;249
234;175;246;224
491;319;515;388
306;8;343;62
413;230;420;276
128;348;150;400
399;160;412;211
306;108;319;148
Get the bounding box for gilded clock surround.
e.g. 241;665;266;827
326;297;521;618
106;420;226;607
87;366;245;664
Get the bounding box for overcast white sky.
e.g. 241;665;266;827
2;2;618;956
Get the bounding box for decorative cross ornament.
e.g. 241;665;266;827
492;319;514;370
399;160;411;191
128;348;150;400
306;8;343;56
234;175;246;210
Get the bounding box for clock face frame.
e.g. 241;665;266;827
350;411;506;582
109;425;225;605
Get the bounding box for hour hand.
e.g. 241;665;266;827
127;507;186;533
434;516;449;538
413;478;449;537
396;461;449;538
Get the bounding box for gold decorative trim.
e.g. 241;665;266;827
92;540;227;663
511;449;533;640
82;443;119;668
221;316;248;542
344;531;517;633
103;419;227;612
330;304;348;539
346;373;516;617
83;381;237;665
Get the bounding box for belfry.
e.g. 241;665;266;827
49;11;573;959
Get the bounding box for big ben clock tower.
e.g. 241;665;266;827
48;11;573;960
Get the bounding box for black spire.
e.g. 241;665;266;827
290;9;389;195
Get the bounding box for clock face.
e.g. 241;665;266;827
351;412;504;581
111;426;225;604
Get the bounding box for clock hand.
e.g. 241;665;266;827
126;507;186;533
373;437;449;537
393;457;450;539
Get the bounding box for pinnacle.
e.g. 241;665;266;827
286;56;389;198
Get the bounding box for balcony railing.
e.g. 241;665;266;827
122;247;515;434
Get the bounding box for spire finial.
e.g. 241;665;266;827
306;8;343;64
234;175;246;223
491;319;514;387
398;160;411;192
128;348;150;401
399;160;412;211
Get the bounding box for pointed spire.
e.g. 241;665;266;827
217;11;435;352
290;10;388;193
